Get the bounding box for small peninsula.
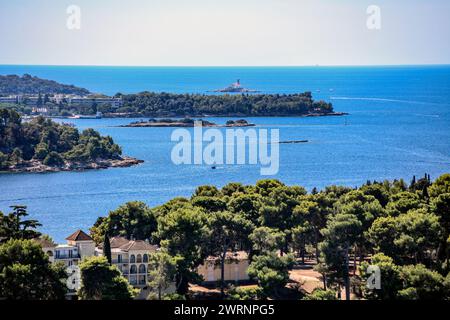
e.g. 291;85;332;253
0;109;142;173
119;118;255;128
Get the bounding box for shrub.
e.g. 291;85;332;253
43;151;64;166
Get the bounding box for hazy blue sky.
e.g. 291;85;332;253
1;0;449;66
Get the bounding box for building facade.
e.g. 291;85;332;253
95;236;158;287
197;251;250;284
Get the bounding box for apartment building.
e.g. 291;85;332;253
96;236;158;287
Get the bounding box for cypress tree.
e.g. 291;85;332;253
410;176;416;191
103;233;112;265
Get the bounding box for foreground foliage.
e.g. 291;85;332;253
90;173;450;300
78;257;137;300
0;239;67;300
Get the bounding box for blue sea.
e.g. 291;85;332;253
0;65;449;242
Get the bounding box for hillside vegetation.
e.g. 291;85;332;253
0;108;122;170
119;91;335;117
0;74;90;96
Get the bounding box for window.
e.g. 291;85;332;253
138;264;146;274
118;255;122;263
136;254;142;263
143;254;148;263
130;255;135;263
130;265;137;274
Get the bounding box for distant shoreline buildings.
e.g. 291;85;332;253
0;93;123;116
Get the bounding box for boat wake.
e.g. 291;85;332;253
330;96;444;106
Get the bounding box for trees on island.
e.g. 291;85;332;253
0;74;90;96
119;91;334;117
0;109;123;169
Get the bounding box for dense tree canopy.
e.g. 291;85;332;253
90;201;157;244
0;74;90;96
0;239;67;300
78;257;136;300
88;174;450;300
118;91;334;117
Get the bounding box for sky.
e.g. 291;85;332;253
0;0;449;66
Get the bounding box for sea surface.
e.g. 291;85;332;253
0;65;449;242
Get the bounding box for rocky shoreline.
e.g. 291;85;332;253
3;157;144;174
103;112;348;118
119;119;255;128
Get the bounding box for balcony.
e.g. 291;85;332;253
55;254;80;260
112;259;129;264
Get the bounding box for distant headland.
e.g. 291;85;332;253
0;74;347;118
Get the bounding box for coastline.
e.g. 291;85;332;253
117;119;256;128
2;156;144;174
100;112;348;119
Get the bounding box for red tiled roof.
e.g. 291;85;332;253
109;236;131;248
66;229;93;241
119;240;158;252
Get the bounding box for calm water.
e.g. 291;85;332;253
1;65;449;242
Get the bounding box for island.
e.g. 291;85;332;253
120;91;345;118
0;109;143;173
119;118;255;128
0;74;347;118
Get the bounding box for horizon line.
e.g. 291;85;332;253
1;63;450;68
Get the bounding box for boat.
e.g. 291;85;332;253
69;112;103;119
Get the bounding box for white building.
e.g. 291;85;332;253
34;230;95;267
96;236;158;287
197;251;250;284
